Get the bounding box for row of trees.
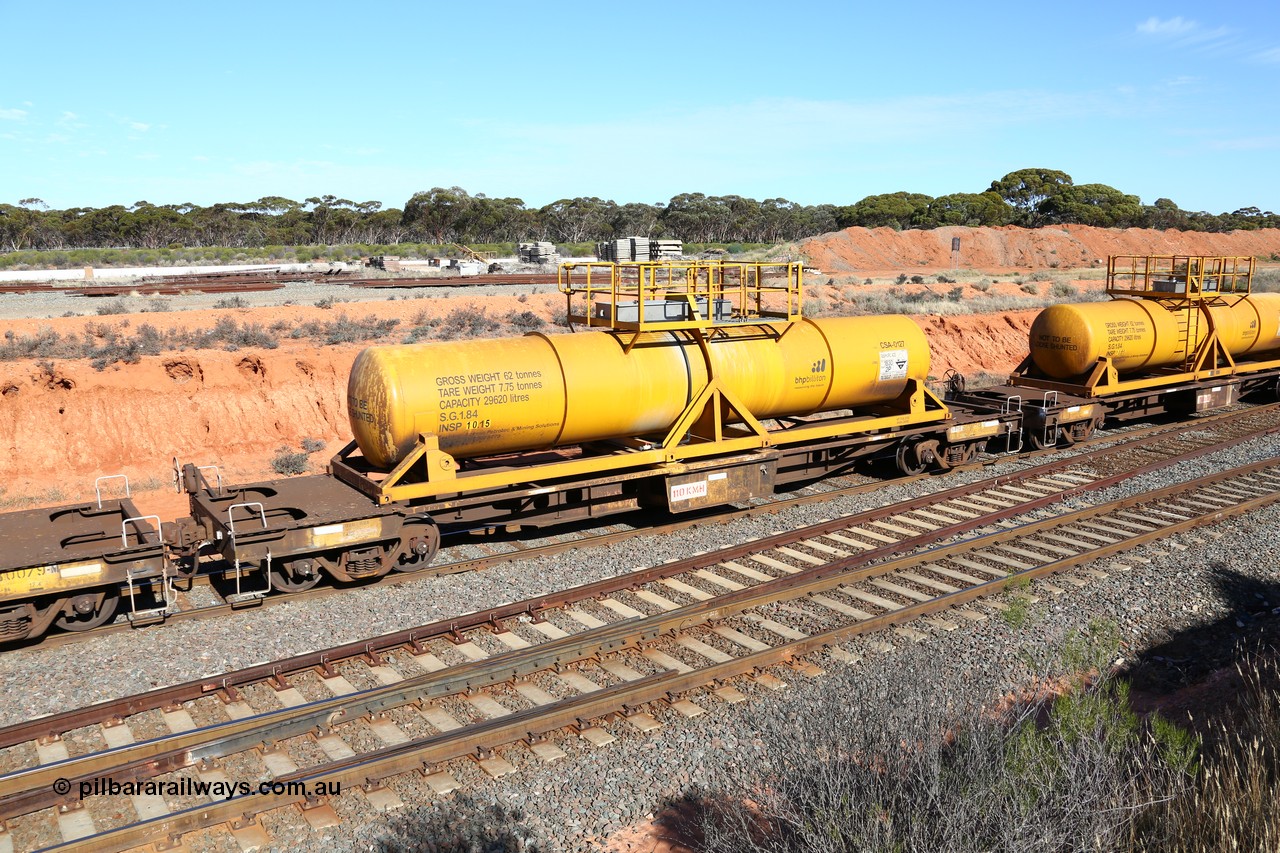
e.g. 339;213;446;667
840;170;1277;233
2;169;1277;253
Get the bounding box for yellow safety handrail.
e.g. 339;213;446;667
558;260;804;331
1106;255;1254;301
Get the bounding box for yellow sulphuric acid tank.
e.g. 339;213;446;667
348;316;930;469
1029;294;1280;380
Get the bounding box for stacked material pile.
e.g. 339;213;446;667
596;239;632;262
651;239;683;260
366;256;403;271
595;237;683;261
518;242;560;264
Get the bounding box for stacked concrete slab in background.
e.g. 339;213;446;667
651;240;683;260
594;237;684;262
518;242;560;264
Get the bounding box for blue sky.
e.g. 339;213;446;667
1;0;1277;214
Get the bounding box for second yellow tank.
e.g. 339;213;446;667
1029;294;1280;379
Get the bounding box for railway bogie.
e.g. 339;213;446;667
0;492;168;642
176;464;439;595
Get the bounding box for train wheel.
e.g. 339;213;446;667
394;519;441;573
273;558;322;593
895;440;929;476
54;589;120;632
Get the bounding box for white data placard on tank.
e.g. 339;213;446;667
879;349;909;381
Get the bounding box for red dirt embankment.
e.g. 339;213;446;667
0;348;354;515
921;310;1034;377
799;224;1280;273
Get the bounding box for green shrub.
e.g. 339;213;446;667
506;310;545;330
375;794;544;852
322;313;400;344
436;306;501;340
1252;269;1280;292
95;298;135;316
690;636;1201;853
1134;652;1280;850
88;323;164;369
216;321;278;350
270;448;309;476
1002;594;1031;628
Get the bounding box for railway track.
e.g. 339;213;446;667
343;273;562;288
1;269;557;297
68;281;290;297
0;425;1277;850
18;401;1280;653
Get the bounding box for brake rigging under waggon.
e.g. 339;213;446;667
1;255;1278;644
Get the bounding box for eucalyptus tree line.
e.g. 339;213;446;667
2;169;1275;254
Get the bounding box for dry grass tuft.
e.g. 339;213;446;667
681;632;1280;853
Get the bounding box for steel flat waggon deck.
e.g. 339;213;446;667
0;499;162;573
0;498;166;640
181;469;434;591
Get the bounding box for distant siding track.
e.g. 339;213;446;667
4;269;559;296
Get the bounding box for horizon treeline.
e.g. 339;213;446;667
2;168;1277;253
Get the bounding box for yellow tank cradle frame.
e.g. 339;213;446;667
333;261;950;505
345;377;949;506
1012;255;1280;396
